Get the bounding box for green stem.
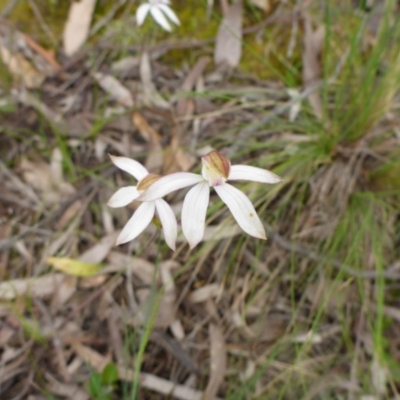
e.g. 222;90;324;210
131;234;162;399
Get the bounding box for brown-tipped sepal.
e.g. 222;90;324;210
201;150;231;187
137;173;162;192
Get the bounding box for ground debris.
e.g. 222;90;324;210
0;2;400;398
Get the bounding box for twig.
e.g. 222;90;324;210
264;223;400;280
152;329;200;376
286;12;299;59
70;48;110;101
89;0;128;37
0;193;40;211
26;0;57;47
22;33;61;69
347;310;365;400
12;88;65;129
48;49;88;77
0;160;40;205
0;0;19;17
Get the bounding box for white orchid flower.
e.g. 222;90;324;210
107;155;177;250
140;151;282;248
136;0;180;32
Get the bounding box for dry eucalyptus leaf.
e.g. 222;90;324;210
63;0;97;56
302;20;324;85
20;151;81;229
94;72;134;107
20;154;75;206
79;232;119;264
302;16;324;119
204;323;226;399
0;274;65;300
135;287;176;328
112;56;141;73
72;342;111;372
107;251;156;284
214;1;243;68
291;331;322;344
0;325;15;347
163;135;197;174
249;0;273;12
117;367;213;400
20;158;54;196
0;45;45;88
176;56;210;118
140;52;169;108
50;276;78;312
50;148;64;183
45;373;89;400
246;315;286;341
189;283;220;303
132;112;163;172
170;319;185;340
133;112;162;143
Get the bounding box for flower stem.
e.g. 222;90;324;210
131;234;162;399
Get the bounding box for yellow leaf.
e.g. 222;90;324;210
47;257;102;277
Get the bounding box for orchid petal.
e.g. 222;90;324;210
136;4;150;26
150;6;172;31
214;183;266;240
139;173;204;202
182;182;210;249
229;165;282;184
116;201;155;245
155;199;177;251
158;4;180;25
107;186;140;208
109;155;148;181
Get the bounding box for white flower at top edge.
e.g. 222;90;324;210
140;150;283;249
107;155;177;250
136;0;180;32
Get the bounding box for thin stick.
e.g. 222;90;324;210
26;0;57;47
1;0;20;17
89;0;128;37
264;223;400;280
